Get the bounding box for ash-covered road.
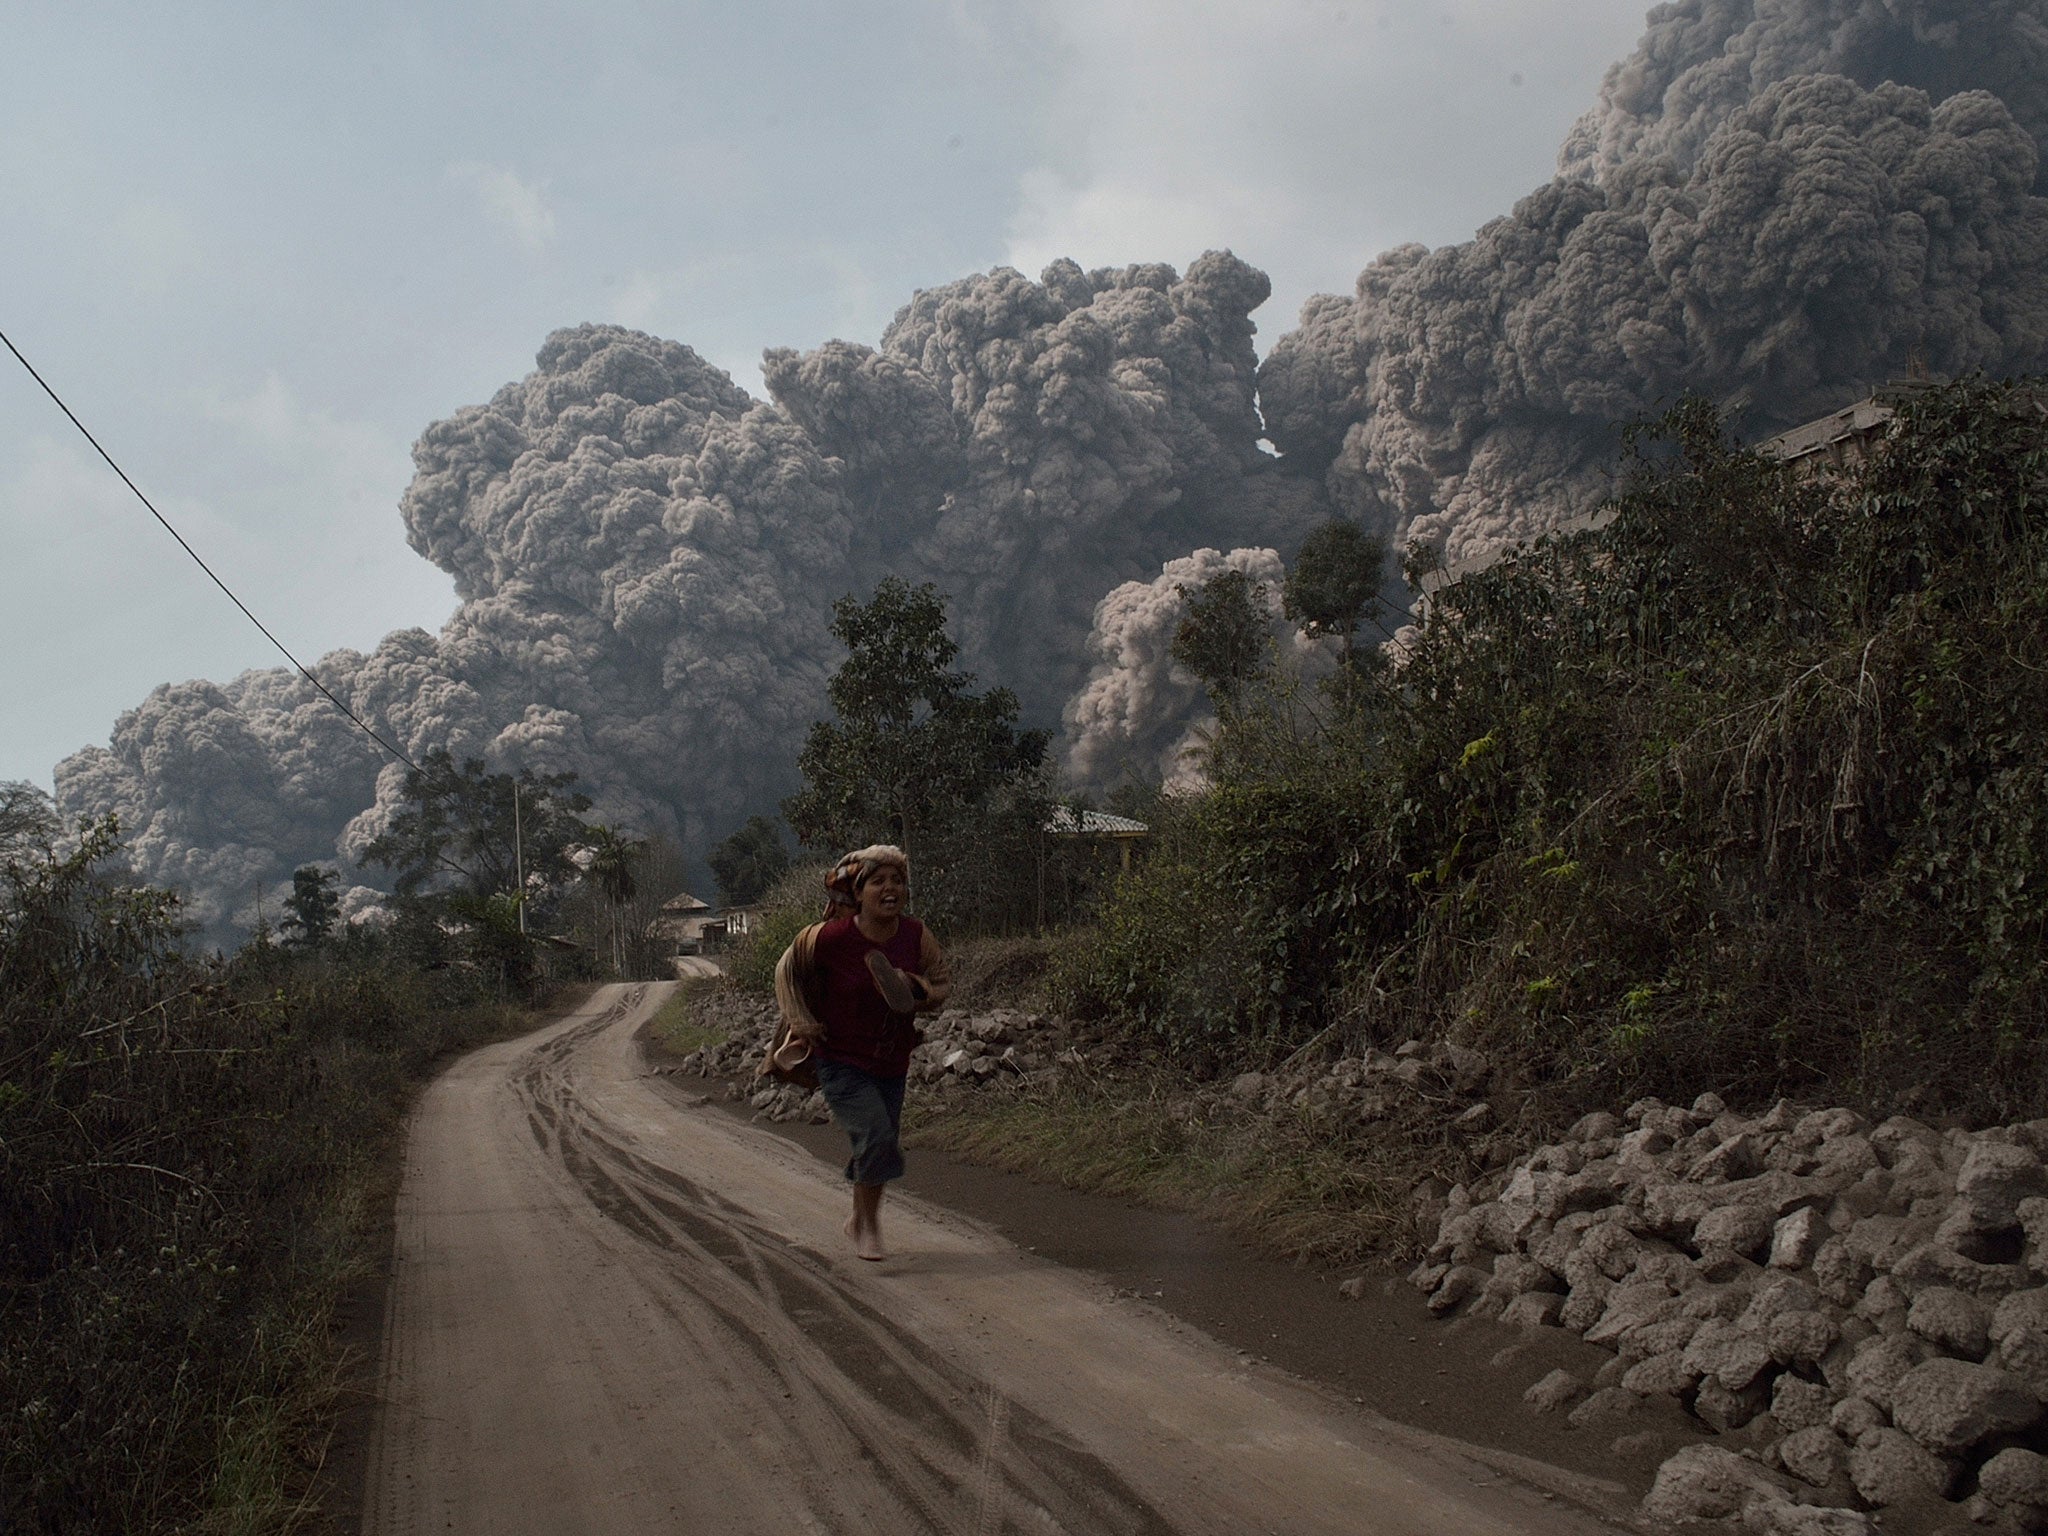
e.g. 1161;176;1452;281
359;983;1627;1535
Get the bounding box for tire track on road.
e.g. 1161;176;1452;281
523;996;1172;1534
363;983;1633;1536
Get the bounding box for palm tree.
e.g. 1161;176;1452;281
583;825;646;977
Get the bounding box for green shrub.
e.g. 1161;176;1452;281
1049;802;1265;1067
1067;376;2048;1121
724;860;831;995
0;826;536;1533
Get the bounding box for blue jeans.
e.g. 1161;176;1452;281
815;1059;907;1185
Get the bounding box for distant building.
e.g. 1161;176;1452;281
696;905;758;950
1756;394;1903;479
649;891;715;957
647;891;759;976
1043;807;1150;873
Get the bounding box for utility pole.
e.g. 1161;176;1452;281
513;780;527;936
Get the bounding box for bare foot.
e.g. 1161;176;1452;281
843;1212;884;1260
849;1183;887;1260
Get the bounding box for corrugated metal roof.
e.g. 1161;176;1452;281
1044;807;1149;836
1758;396;1897;463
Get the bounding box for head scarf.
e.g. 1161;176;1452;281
823;843;910;916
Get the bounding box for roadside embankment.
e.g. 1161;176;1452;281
1412;1095;2048;1533
662;970;2048;1533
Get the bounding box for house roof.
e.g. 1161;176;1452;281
1415;386;1930;606
659;891;712;913
1044;807;1149;836
1758;396;1897;464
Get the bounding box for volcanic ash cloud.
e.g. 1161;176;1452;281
1063;546;1344;791
59;327;859;934
765;251;1329;725
1259;0;2048;573
57;261;1320;935
53;0;2048;936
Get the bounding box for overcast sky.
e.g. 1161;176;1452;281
1;0;1656;790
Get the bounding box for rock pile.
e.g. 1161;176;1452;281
668;1004;1067;1125
667;998;773;1079
1218;1038;1498;1133
668;994;1518;1148
679;1009;1506;1145
907;1008;1059;1086
1410;1093;2048;1532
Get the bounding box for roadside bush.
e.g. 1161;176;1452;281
0;824;535;1534
1051;799;1261;1066
724;860;832;996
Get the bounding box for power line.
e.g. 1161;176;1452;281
1;327;421;774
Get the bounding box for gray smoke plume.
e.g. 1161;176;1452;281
1560;0;2048;191
60;328;859;935
56;662;387;935
765;252;1328;725
57;263;1311;937
1061;546;1291;789
1261;0;2048;571
1059;546;1349;791
360;324;861;855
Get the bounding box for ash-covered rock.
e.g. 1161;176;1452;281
675;1001;1515;1163
663;994;1072;1121
907;1008;1060;1086
1407;1094;2048;1529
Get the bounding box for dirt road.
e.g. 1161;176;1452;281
360;984;1632;1535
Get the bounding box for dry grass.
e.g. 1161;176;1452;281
907;1072;1469;1272
650;976;731;1054
942;931;1063;1010
911;930;1467;1272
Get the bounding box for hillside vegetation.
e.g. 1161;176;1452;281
1058;375;2048;1126
0;821;547;1534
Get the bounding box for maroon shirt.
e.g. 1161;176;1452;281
812;915;925;1078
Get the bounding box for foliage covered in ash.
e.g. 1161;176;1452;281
0;810;549;1533
1059;376;2048;1123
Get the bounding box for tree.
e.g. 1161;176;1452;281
707;816;790;907
1283;520;1389;661
783;578;1051;930
279;865;340;949
581;824;646;976
783;578;1049;859
1171;569;1272;706
358;749;594;919
0;781;60;866
441;889;535;998
613;834;691;979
